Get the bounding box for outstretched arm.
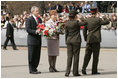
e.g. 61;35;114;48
79;17;87;26
100;16;109;25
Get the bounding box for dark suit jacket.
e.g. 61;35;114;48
26;16;42;45
55;4;62;13
6;22;14;37
83;16;109;43
65;19;87;44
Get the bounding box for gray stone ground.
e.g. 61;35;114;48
1;47;117;78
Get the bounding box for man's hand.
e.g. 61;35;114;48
77;14;81;19
78;18;82;22
36;29;40;34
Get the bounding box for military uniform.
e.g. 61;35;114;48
65;10;87;76
82;7;109;74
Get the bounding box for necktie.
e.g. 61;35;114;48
36;17;39;25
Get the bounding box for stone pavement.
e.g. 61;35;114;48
1;47;117;78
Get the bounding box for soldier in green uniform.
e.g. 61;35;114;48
82;7;109;75
64;10;87;77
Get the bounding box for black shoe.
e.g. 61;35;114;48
73;74;81;76
30;71;41;74
13;48;18;50
3;47;7;50
53;68;59;72
82;69;87;75
49;67;55;72
65;73;69;77
92;72;100;75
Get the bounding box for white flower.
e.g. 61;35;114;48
49;28;54;35
56;26;59;29
42;30;45;35
45;27;49;30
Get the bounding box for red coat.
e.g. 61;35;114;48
62;9;68;13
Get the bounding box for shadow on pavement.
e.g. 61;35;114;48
1;65;28;68
67;71;117;78
41;69;104;73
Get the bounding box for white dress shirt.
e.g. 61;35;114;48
3;21;8;28
32;14;38;24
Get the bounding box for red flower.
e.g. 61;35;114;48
36;24;45;29
40;30;42;33
62;24;65;28
40;24;45;30
44;30;48;36
57;22;59;26
36;25;40;28
80;26;84;29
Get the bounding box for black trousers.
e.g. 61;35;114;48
3;37;16;49
28;45;41;73
66;43;81;75
82;43;100;73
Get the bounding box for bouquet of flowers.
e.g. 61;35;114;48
36;20;66;38
36;23;55;37
54;21;65;34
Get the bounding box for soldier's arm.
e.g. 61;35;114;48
100;16;109;25
79;17;87;26
83;25;88;41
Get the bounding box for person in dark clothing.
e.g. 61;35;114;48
3;16;18;50
64;10;87;77
26;6;42;74
100;1;108;13
55;2;62;13
82;7;109;75
111;1;117;13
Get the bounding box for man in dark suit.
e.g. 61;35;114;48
3;16;17;50
82;7;109;75
26;6;42;74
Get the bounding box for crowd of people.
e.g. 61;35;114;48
1;11;117;30
47;1;117;13
1;1;117;30
1;11;30;29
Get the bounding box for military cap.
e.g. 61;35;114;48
90;7;98;14
69;10;78;17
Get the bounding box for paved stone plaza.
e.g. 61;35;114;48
1;47;117;78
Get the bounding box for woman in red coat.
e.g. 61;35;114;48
62;5;69;13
